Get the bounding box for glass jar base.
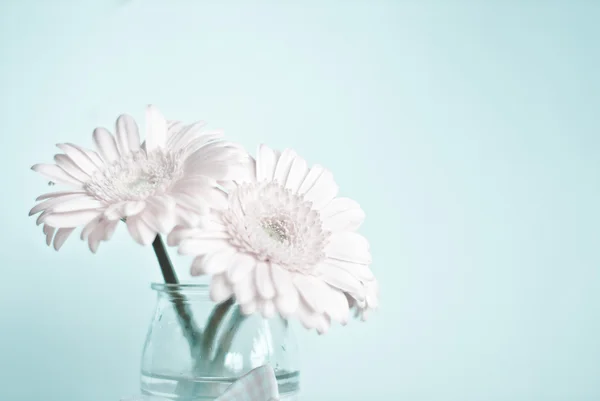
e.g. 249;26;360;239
141;369;300;401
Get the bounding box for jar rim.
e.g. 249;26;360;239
151;283;210;292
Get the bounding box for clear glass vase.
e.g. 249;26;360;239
140;283;299;401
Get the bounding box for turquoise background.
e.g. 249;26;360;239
1;1;599;400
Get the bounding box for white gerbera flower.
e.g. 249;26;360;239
169;144;376;334
30;105;246;252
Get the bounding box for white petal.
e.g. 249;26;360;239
295;300;321;330
173;192;210;214
260;299;276;318
316;314;332;334
271;263;294;294
80;215;102;240
151;212;177;234
103;202;127;220
145;105;168;152
50;196;105;213
316;262;365;300
56;143;101;174
103;220;119;241
210;274;233;303
145;196;177;231
234;275;256;305
229;190;246;217
172;176;216;195
184;130;227;155
174;206;204;228
184;160;231;182
166;119;185;139
178;238;230;256
323;286;350;325
226;253;257;284
116;114;141;155
85;150;105;170
293;275;332;314
256;144;278;182
284;156;309;194
325;232;372;264
31;164;83;188
36;190;87;201
139;212;162;233
195;247;236;276
295;300;332;334
189;255;206;276
53;154;89;182
127;216;156;245
325;258;374;281
302;169;338;210
88;227;103;253
167;226;203;246
321;198;365;232
271;263;299;317
274;294;299;318
42;210;101;228
53;227;75;250
36;211;48;226
272;148;297;185
103;200;144;221
199;187;229;210
87;220;109;253
187;141;245;164
255;262;276;300
93;127;120;162
297;165;324;195
217;179;237;191
184;144;247;181
167;120;207;151
123;200;147;216
44;225;55;246
171;178;229;210
147;194;176;211
87;219;117;253
240;300;257;315
365;281;379;309
29;193;87;216
223;156;256;185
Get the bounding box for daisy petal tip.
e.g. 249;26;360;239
166;235;177;247
89;242;100;254
240;301;257;315
177;244;191;256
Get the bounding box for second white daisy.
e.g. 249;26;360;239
169;144;376;333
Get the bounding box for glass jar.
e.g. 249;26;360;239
140;284;299;400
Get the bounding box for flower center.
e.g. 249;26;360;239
223;182;330;274
85;149;183;202
260;216;292;244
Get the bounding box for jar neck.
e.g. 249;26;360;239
152;283;211;302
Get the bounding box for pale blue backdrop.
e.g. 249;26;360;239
1;1;599;400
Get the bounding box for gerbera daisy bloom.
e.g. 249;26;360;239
169;144;376;334
30;105;246;252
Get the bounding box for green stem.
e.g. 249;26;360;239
210;307;247;375
151;235;203;355
201;297;235;359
